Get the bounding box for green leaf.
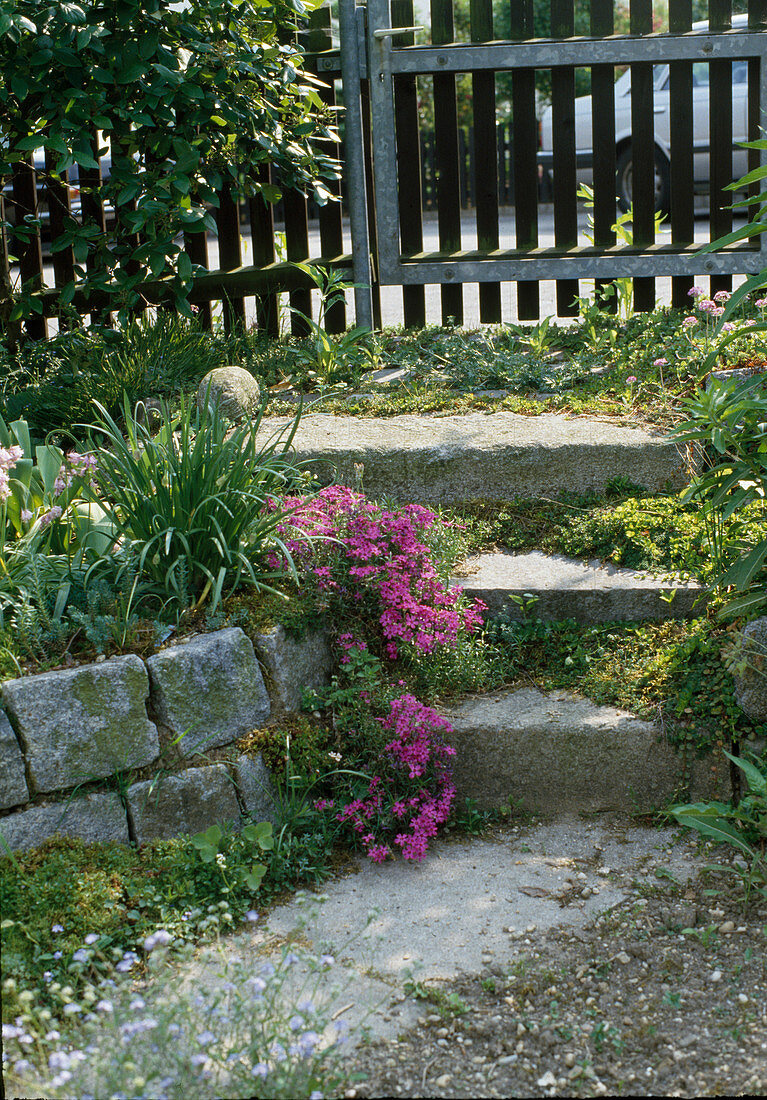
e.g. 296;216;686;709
723;751;767;796
671;807;756;858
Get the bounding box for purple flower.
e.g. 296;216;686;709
143;929;172;953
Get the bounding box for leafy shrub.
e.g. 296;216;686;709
0;0;339;324
672;373;767;616
671;751;767;904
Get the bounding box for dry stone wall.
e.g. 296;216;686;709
0;625;332;852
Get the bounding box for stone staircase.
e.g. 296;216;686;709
264;410;723;812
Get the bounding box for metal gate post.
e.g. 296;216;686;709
338;0;374;330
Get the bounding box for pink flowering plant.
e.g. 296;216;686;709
272;486;483;662
272;486;488;862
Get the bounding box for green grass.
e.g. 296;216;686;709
5;301;766;441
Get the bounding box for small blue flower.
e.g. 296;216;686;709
251;1062;269;1078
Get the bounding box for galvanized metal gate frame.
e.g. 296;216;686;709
339;0;767;321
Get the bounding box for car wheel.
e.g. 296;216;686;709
616;146;670;217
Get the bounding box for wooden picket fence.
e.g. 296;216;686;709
2;0;766;339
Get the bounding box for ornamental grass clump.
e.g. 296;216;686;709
85;394;307;613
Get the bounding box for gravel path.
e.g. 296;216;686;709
343;823;767;1099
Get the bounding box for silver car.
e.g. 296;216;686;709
539;18;751;214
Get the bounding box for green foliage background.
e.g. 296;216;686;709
0;0;339;323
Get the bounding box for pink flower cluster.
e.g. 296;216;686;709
0;444;23;503
53;452;98;497
334;694;456;862
276;486;484;660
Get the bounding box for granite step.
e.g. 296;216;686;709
456;550;707;622
443;688;725;814
259;411;688;504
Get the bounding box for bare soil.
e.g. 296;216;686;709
346;844;767;1099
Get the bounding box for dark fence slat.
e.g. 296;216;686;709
44;148;75;329
249;166;278;337
78;134;111;326
183;226;213;331
591;0;617;312
669;0;694;307
709;0;733;296
393;0;426;328
550;0;579;316
471;0;501;322
283;186;312;336
11;157;46;339
431;0;464;325
629;0;655;312
510;0;539;319
305;6;346;334
216;182;246;334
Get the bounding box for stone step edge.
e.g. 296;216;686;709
454;550;707;621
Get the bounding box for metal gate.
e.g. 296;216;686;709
340;0;767;329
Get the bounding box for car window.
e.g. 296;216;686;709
692;60;748;87
692;62;709;87
733;59;748;84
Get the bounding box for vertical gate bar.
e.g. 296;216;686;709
44;148;75;330
510;0;539;319
340;0;374;330
11;157;46;339
551;0;579;317
249;166;277;337
590;0;617;313
471;0;502;322
431;0;464;325
709;0;733;296
747;1;767;211
669;0;694;307
460;127;469;208
216;182;247;335
629;0;655;313
392;0;426;328
360;74;383;329
308;4;347;334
